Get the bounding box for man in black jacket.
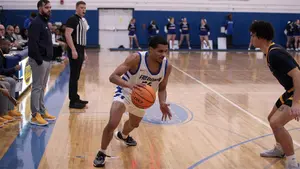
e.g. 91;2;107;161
28;0;56;126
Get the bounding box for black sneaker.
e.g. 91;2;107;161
69;102;86;109
93;151;106;167
79;99;88;104
115;131;137;146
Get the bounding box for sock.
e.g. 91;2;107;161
100;149;106;154
287;154;297;167
275;142;283;152
121;132;128;139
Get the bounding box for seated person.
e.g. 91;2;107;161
0;81;18;123
20;28;28;44
48;23;66;62
0;84;10;126
5;25;16;43
0;39;22;118
0;24;5;40
5;25;21;49
12;25;27;47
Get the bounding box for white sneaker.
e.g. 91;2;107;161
260;145;285;158
286;163;300;169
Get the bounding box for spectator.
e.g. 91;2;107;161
20;28;28;42
24;12;37;29
5;25;16;43
0;82;12;126
0;24;5;40
0;39;22;119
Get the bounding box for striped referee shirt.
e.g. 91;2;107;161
66;14;88;46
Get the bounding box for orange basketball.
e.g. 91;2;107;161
131;85;156;109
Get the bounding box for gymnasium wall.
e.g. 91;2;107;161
1;0;299;48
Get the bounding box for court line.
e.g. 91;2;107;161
187;127;300;169
0;65;69;169
172;64;300;148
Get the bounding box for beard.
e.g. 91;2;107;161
41;10;51;18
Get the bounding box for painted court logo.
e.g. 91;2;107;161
142;102;193;125
25;60;32;85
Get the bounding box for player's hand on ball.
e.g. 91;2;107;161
130;83;146;90
160;103;172;121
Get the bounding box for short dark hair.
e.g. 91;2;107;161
249;20;274;41
37;0;50;9
149;36;168;49
76;1;86;7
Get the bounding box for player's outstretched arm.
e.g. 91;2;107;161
158;63;172;121
109;53;140;89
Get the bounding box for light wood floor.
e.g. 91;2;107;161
2;50;300;169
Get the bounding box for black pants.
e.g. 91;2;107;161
226;35;233;49
68;45;85;103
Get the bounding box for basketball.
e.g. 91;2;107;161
131;85;156;109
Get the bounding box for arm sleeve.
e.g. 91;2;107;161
66;16;78;30
0;57;16;76
28;20;42;64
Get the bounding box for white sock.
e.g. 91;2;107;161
121;132;128;139
275;142;283;152
100;149;106;154
287;154;297;167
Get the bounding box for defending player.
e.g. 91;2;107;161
250;21;300;169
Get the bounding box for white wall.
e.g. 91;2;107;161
2;0;300;13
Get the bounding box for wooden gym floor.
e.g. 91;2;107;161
1;50;300;169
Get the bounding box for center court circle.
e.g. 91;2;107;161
142;102;193;125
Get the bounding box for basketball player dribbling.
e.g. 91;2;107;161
93;36;173;167
250;21;300;169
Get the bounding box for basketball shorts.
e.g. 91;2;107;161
113;86;145;117
275;88;294;108
128;31;136;37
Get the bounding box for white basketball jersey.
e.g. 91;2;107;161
121;51;168;94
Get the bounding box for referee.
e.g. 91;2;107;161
65;1;88;109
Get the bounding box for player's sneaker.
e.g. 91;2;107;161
260;145;285;158
286;163;300;169
93;151;106;167
114;131;137;146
